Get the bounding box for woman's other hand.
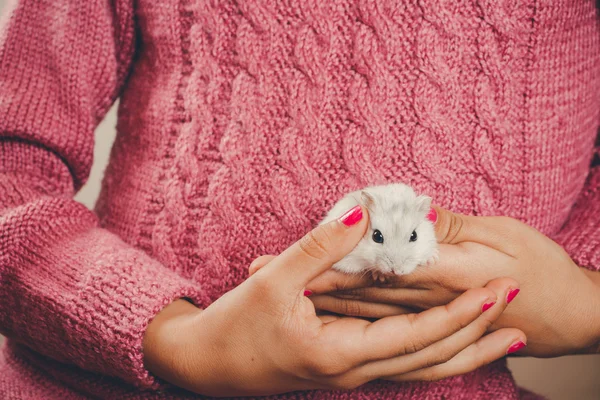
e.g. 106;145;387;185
308;206;600;357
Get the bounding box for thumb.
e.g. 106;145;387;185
259;205;369;292
431;205;509;246
431;205;477;244
248;255;277;276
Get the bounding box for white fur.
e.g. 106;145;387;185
320;183;438;276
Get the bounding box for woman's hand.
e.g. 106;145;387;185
306;206;600;357
144;206;524;396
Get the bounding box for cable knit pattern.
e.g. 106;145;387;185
0;0;599;399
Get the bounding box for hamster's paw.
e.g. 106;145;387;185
371;270;393;285
425;249;439;266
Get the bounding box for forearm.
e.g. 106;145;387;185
581;268;600;287
580;268;600;354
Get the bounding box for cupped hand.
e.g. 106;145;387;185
144;206;524;396
301;206;600;357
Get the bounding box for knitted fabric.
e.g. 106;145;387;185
0;0;598;398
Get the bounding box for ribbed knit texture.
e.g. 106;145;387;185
0;0;598;399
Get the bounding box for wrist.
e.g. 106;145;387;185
143;299;203;379
579;269;600;354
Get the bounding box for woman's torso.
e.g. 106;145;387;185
99;0;600;303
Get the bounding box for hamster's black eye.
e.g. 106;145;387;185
372;229;384;244
409;230;418;242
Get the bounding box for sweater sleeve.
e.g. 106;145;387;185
0;0;208;389
553;136;600;272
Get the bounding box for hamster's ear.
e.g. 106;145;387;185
416;195;432;214
360;191;375;210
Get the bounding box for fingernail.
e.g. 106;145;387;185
506;341;526;354
506;288;520;304
304;290;312;296
481;301;496;313
339;205;363;226
426;208;437;224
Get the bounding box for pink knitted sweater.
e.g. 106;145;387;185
0;0;598;399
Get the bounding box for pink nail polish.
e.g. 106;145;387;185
481;301;496;313
506;288;520;304
304;290;312;296
339;205;363;226
506;341;526;354
426;208;437;224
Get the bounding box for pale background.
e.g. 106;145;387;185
0;1;598;398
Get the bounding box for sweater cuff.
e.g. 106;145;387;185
553;167;600;271
7;206;210;389
57;229;209;388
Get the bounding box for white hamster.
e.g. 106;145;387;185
320;183;438;279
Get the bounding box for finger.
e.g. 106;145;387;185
318;314;342;324
356;277;517;377
307;262;433;296
306;269;375;294
333;287;453;310
259;205;369;291
336;278;518;384
326;279;516;364
309;244;469;295
331;244;512;308
310;295;416;318
389;328;526;382
248;255;277;276
378;242;510;290
432;205;514;248
323;244;468;290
